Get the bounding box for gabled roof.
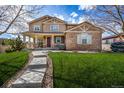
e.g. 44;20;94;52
42;16;66;24
28;15;52;24
65;21;104;32
28;15;66;24
66;23;78;26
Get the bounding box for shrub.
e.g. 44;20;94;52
55;44;65;50
1;40;5;45
111;42;124;52
5;48;15;53
38;41;43;48
1;39;14;45
10;36;25;51
4;36;25;53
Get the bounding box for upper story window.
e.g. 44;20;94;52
50;24;59;32
77;33;92;44
33;25;40;32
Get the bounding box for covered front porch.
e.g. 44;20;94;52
22;32;65;49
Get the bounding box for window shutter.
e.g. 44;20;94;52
87;35;92;44
77;35;81;44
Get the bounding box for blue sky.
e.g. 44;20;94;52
0;5;108;39
34;5;81;20
33;5;95;23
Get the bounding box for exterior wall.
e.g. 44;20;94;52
102;44;111;51
29;17;51;32
43;23;66;32
29;21;42;32
29;18;66;32
65;31;102;51
102;39;114;44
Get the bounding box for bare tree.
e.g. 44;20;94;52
88;5;124;39
0;5;44;35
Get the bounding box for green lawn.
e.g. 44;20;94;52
49;52;124;88
0;51;29;86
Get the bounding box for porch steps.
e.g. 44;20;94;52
32;48;59;50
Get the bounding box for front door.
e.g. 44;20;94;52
47;37;51;47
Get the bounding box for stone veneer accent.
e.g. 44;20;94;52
65;31;102;51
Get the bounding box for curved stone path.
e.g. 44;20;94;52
11;51;47;88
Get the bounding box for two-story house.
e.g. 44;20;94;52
22;15;103;51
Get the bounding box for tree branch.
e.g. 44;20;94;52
0;5;23;35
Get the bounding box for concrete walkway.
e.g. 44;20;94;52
11;51;47;88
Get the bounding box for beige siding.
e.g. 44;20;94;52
43;24;66;32
29;19;66;32
29;21;42;32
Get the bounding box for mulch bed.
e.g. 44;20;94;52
42;56;53;88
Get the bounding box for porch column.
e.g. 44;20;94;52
51;35;54;48
23;35;26;43
33;38;35;44
32;37;35;48
35;36;38;44
34;36;38;48
43;36;46;48
29;36;31;43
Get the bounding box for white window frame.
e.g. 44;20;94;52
77;33;92;45
33;25;40;32
50;24;59;32
55;37;61;43
82;38;87;44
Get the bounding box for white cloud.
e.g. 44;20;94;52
78;5;96;11
78;16;90;23
70;12;78;18
78;17;86;23
53;14;64;20
67;17;76;24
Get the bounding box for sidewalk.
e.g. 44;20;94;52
10;51;47;88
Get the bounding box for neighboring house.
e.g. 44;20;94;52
22;15;103;51
102;34;124;51
102;34;124;44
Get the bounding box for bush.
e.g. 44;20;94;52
4;36;25;53
1;40;5;45
9;36;25;51
38;41;43;48
5;36;25;53
55;44;65;50
5;48;15;53
1;39;14;45
111;42;124;52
